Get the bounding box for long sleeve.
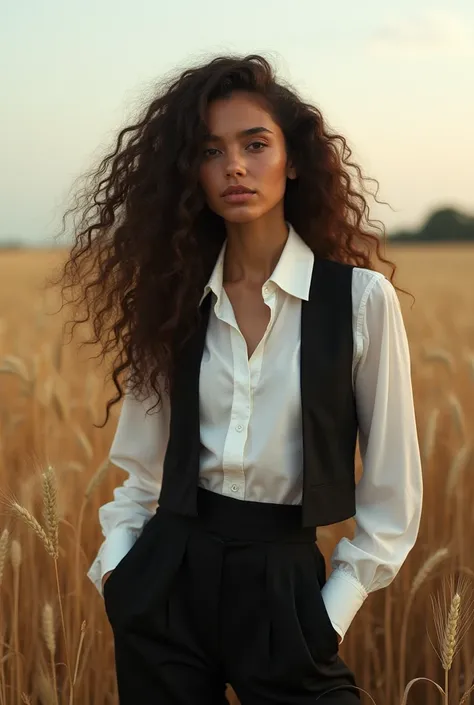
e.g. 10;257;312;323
87;382;171;596
320;273;423;643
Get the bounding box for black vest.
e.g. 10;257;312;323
158;258;358;527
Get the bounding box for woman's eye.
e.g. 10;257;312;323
203;142;266;158
248;141;267;151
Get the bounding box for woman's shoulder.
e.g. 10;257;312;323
351;266;398;319
352;265;386;286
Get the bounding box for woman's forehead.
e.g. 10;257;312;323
204;93;278;137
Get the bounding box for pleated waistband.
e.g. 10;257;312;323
185;487;317;543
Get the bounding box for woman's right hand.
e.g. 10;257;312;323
102;570;113;590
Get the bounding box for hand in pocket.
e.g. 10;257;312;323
102;570;113;591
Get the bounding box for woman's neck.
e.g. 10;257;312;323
223;215;289;288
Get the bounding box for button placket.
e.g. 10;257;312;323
250;289;277;391
221;324;250;499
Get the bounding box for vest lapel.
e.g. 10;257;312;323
161;293;212;515
300;257;325;516
300;258;357;526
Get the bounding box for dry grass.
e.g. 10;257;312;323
0;244;473;704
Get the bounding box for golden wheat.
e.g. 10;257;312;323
446;443;472;498
424;347;455;371
41;603;56;657
0;528;10;586
41;602;59;705
422;407;440;463
441;593;461;672
0;245;473;705
398;547;451;700
41;467;59;554
9;504;56;559
431;575;474;704
10;538;22;573
410;548;450;598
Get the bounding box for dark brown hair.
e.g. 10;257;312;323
49;53;403;428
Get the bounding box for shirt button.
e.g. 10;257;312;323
263;285;269;295
235;424;243;432
231;484;239;492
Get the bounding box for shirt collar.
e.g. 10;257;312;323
199;222;314;306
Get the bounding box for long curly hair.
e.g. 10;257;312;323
48;53;403;429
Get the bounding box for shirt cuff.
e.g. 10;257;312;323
320;567;368;644
87;526;139;596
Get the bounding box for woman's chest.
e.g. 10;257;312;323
199;292;303;429
224;287;271;359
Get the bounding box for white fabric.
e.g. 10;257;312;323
87;223;423;644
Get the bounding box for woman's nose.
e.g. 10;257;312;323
226;155;246;177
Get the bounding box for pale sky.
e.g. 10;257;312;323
2;0;473;245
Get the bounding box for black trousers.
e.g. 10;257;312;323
104;487;361;704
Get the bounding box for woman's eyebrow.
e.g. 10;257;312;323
204;126;273;142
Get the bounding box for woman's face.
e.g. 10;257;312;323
198;92;296;224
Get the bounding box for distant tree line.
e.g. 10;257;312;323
389;207;474;243
0;238;24;250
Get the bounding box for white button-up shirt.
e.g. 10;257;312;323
87;223;423;644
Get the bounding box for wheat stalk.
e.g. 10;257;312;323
84;457;110;501
41;466;59;556
10;539;22;705
400;677;445;705
446;443;472;498
424;347;455;371
0;529;10;586
51;383;69;423
0;528;9;705
411;548;450;597
422;407;440;463
41;603;56;657
430;574;474;705
460;681;474;705
398;547;450;700
72;621;87;689
441;593;461;672
35;666;57;705
10;503;56;558
41;603;59;705
73;424;93;461
8;495;72;701
10;539;22;573
0;355;30;382
447;393;466;440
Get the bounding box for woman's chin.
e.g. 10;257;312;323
219;205;265;224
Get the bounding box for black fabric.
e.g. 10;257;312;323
104;488;361;704
300;259;358;526
158;258;358;528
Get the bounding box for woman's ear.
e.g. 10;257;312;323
286;161;297;180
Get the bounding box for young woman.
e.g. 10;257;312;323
55;54;423;704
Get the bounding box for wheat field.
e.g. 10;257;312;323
0;244;473;705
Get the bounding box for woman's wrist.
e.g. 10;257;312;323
102;570;113;589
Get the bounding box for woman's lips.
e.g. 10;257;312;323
222;192;256;204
